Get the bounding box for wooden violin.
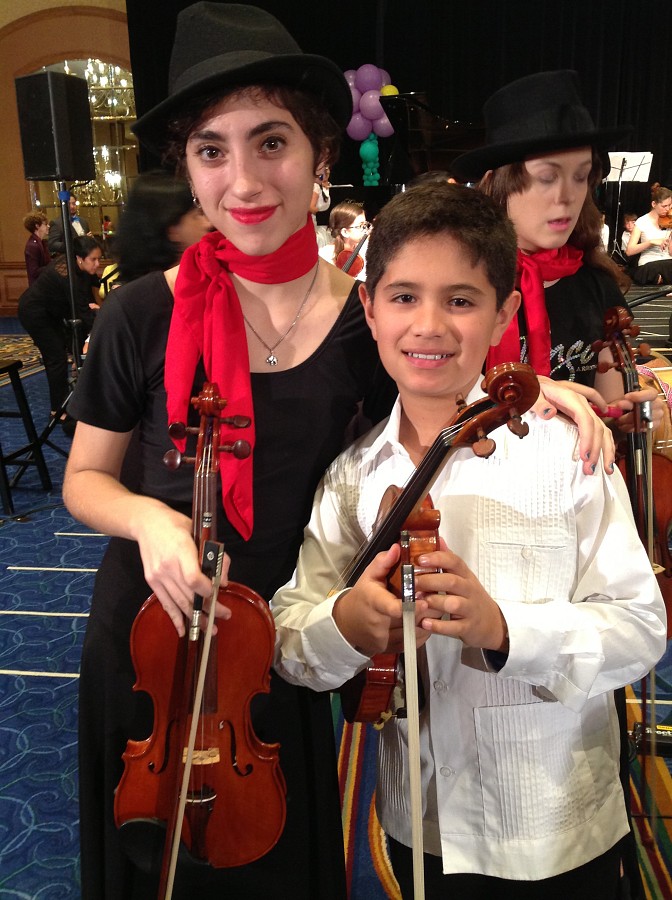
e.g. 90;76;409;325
593;307;672;635
337;362;540;725
336;227;370;276
114;383;286;897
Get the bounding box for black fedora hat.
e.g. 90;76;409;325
133;3;352;154
451;70;631;182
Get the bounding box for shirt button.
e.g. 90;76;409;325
521;546;533;560
433;680;446;692
439;766;454;778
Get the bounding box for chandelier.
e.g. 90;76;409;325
62;58;136;120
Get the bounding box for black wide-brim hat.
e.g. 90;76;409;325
132;3;352;155
451;70;631;182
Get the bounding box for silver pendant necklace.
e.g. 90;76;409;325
242;261;319;366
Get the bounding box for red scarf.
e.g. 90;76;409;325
487;244;584;376
165;216;318;540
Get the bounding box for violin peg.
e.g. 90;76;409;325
507;415;529;439
219;439;251;459
221;415;252;429
163;448;182;470
472;436;496;458
168;421;187;440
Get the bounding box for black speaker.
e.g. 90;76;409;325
15;71;95;181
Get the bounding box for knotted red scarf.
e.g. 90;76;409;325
165;216;318;540
487;244;584;376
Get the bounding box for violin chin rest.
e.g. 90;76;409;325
118;818;209;874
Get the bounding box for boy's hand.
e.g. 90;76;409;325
333;544;435;656
414;540;508;652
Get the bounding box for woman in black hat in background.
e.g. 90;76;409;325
63;4;395;897
452;71;661;432
453;69;659;900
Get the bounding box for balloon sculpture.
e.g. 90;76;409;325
344;64;399;186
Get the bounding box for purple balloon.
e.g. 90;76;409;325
355;63;383;93
346;113;373;142
359;89;384;121
350;85;362;113
343;69;357;87
378;68;391;87
372;113;394;138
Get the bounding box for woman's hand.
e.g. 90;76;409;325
610;386;664;433
134;506;232;637
534;376;615;474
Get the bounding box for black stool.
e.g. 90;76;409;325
0;359;52;514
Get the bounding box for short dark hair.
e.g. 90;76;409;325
73;235;101;259
365;182;517;309
163;84;342;175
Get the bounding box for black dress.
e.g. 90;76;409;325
69;271;394;900
18;257;96;411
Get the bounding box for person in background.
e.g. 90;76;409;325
272;181;666;900
22;210;50;285
625;183;672;285
18;234;101;424
451;68;662;900
318;199;370;279
101;169;210;296
620;212;637;254
101;214;115;254
310;164;331;247
48;193;92;255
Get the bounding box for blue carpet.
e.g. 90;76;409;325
0;368;107;895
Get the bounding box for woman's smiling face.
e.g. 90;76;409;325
185;91;317;256
506;147;592;253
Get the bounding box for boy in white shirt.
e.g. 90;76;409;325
271;182;666;899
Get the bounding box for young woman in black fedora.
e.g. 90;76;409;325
62;4;386;898
452;70;661;431
63;16;619;899
452;69;660;900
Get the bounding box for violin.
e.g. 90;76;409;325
335;226;370;276
337;362;540;725
114;383;286;896
593;307;672;636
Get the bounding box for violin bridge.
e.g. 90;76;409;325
182;747;221;765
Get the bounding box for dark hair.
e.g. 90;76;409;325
478;149;626;285
327;200;364;257
73;235;102;259
113;171;195;282
23;210;47;233
163;84;341;176
622;211;637;224
365;182;517;309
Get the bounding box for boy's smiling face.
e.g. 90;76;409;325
361;234;519;414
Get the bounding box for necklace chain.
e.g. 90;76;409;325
242;260;320;366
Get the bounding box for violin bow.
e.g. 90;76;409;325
399;531;425;899
161;541;226;899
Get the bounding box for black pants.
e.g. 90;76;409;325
632;258;672;286
18;303;70;411
388;836;622;900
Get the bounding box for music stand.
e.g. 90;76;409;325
607;151;652;262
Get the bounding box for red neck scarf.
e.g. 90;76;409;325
486;244;583;376
165;216;318;540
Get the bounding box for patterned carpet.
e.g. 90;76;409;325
0;331;43;387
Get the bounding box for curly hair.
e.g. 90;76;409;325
162;84;342;177
23;210;47;233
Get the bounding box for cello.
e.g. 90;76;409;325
114;383;286;898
